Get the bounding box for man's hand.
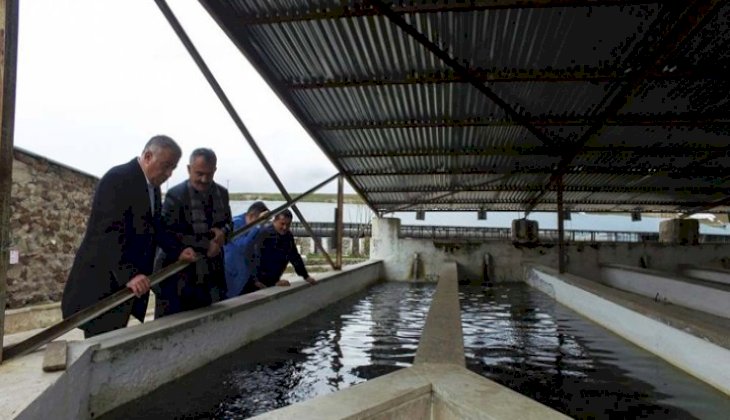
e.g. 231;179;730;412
254;281;266;289
305;276;317;286
178;247;197;262
207;240;221;258
210;227;225;247
275;279;291;287
126;274;151;297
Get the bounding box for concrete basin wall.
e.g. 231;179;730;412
371;224;730;284
15;261;383;419
601;264;730;318
525;265;730;395
682;266;730;286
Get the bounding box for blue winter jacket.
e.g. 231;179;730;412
224;214;262;298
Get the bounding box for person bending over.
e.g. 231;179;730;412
224;201;269;298
243;209;316;293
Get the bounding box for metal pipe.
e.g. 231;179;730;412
335;175;344;270
0;0;19;364
557;176;566;274
154;0;337;270
2;175;337;361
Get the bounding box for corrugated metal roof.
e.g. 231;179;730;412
202;0;730;214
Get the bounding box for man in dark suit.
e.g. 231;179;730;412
61;135;196;338
154;148;233;318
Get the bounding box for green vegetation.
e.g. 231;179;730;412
228;192;364;204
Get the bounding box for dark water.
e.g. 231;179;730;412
102;282;729;419
461;283;730;419
101;282;435;420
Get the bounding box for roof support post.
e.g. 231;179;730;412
0;0;18;364
557;176;566;274
154;0;337;269
335;175;344;270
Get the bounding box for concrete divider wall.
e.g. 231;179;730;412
601;264;730;318
682;266;730;286
252;262;568;420
525;265;730;395
15;261;383;419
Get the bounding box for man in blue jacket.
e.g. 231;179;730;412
244;209;317;293
224;201;269;298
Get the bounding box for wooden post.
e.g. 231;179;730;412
0;0;19;363
335;175;344;270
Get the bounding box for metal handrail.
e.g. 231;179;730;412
1;174;338;361
286;222;730;244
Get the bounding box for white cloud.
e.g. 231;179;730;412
15;0;341;194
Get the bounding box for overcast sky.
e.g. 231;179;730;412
14;0;341;193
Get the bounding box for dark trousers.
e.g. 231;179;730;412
82;300;135;338
154;270;219;318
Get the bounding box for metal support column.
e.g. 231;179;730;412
154;0;337;270
557;176;566;274
335;175;344;270
0;0;18;364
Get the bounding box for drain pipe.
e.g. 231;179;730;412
154;0;337;270
410;253;420;281
483;253;493;286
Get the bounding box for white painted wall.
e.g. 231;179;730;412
525;266;730;395
682;266;730;286
601;264;730;318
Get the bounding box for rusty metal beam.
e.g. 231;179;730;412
0;0;18;364
523;0;727;215
347;166;726;177
364;0;560;149
240;1;661;25
375;198;714;207
291;68;729;89
336;145;730;158
156;0;338;270
319;115;730;130
681;194;730;215
365;184;727;195
381;174;514;213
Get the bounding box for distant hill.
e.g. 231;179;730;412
228;192;364;204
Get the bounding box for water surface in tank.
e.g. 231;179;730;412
102;282;729;419
461;283;730;419
102;282;435;419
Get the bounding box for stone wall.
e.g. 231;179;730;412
6;148;97;309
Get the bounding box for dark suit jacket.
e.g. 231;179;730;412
154;180;232;300
61;158;182;328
